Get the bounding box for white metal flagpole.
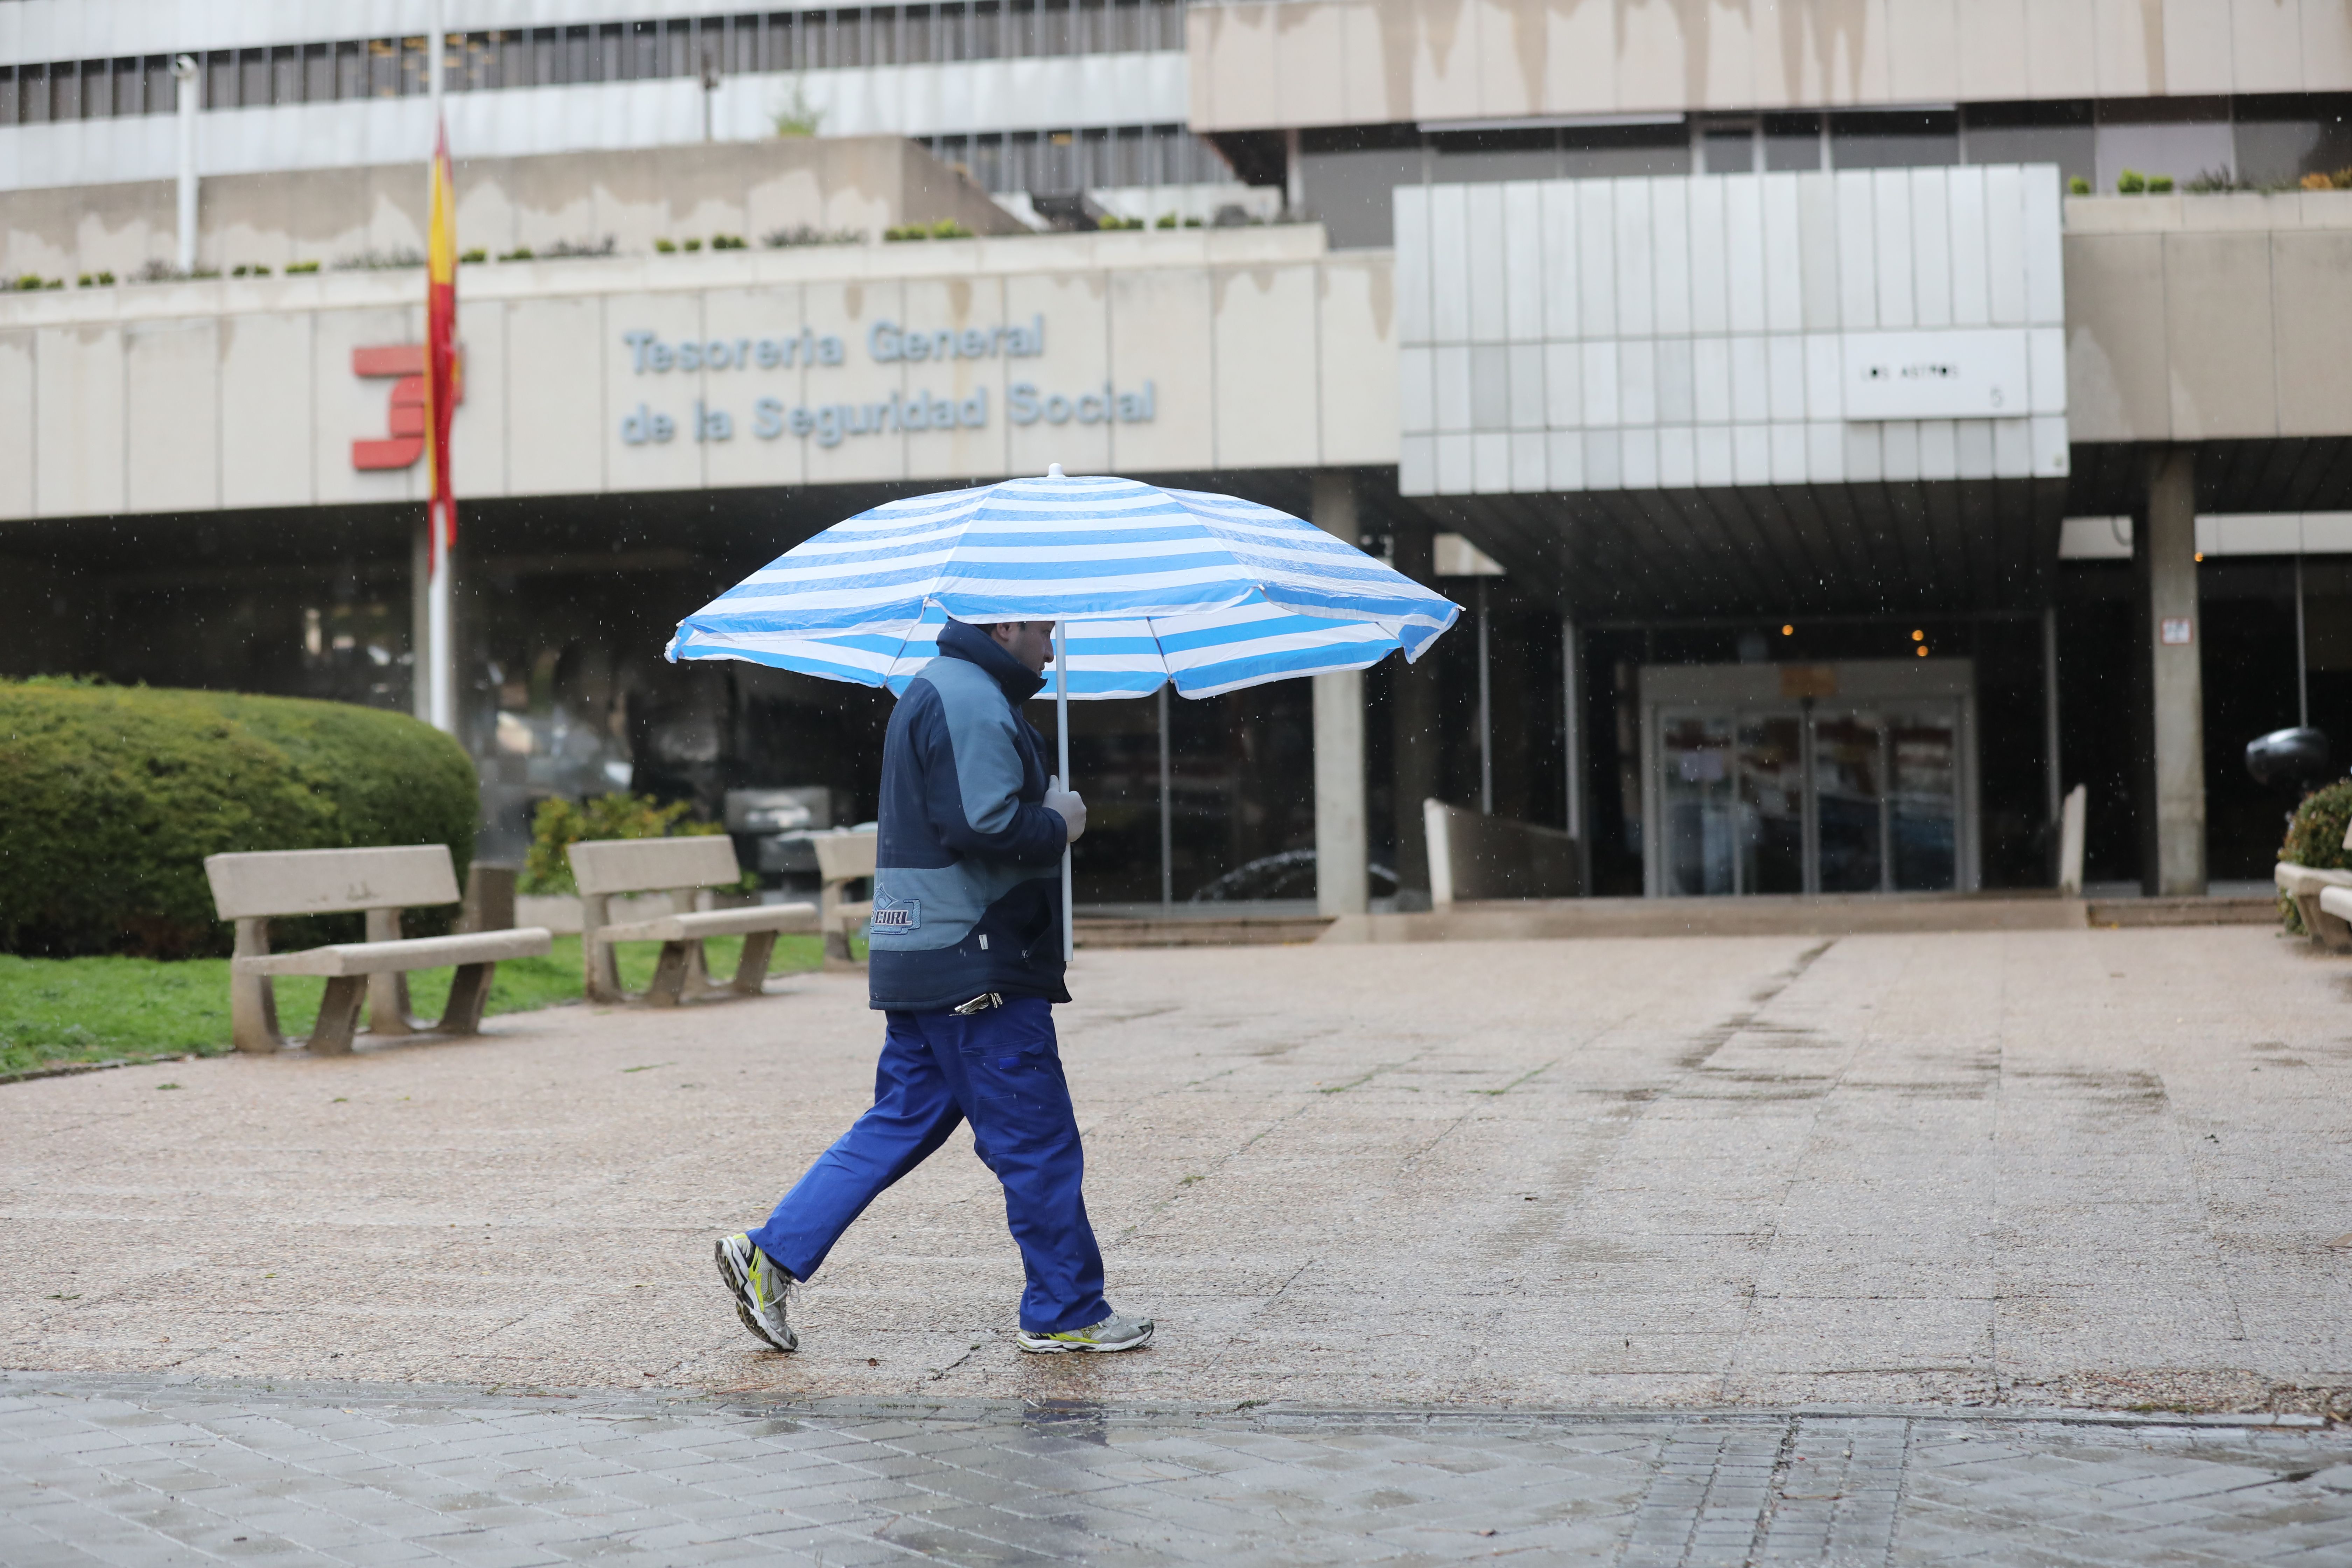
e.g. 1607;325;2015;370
1055;619;1072;961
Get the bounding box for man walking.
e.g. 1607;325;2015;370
715;617;1153;1355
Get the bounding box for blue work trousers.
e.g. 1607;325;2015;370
748;997;1108;1335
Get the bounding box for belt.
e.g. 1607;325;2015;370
950;992;1005;1016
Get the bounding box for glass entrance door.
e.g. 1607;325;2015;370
1656;700;1964;896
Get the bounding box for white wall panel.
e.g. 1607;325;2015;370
1948;167;1990;327
1580;340;1619;427
1804;334;1843;420
1918;418;1959;480
1769;422;1806;484
1726;177;1767;333
1696;425;1734;487
1472;431;1509;493
0;330;30;519
1613;180;1654;337
1619;338;1657;427
1658;425;1696;488
1650;178;1692;336
1985;165;2027;326
1688;177;1729;335
1507;343;1545;430
1433;343;1471;432
1465;184;1507;344
1768;335;1806;421
1733;424;1770;485
1508;430;1546;492
1873;169;1916;330
1577;182;1616;339
1392;185;1433;346
124;320;218;514
1993;416;2031;477
1955;418;1995;479
1621;427;1658;490
1540;182;1581;341
35;323;124;518
218;311;311;510
1730;336;1769;423
1428;185;1470;344
1835;172;1878;330
1693;336;1732;423
1543;341;1581;427
1797;173;1842;330
1502;182;1544;342
1762;174;1803;333
2021;165;2065;324
1910;168;1953;329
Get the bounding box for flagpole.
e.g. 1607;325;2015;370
424;0;456;735
1055;618;1072;962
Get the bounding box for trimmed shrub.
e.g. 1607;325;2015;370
0;680;477;958
2280;779;2352;872
522;792;729;897
2277;778;2352;934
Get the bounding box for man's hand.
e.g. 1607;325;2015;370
1044;776;1086;844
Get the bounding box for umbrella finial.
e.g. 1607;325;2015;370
1047;462;1065;479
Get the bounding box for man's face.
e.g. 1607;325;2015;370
985;620;1056;675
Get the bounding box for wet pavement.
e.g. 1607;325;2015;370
6;926;2352;1560
5;1373;2351;1566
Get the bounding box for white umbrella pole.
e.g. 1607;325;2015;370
1055;620;1073;962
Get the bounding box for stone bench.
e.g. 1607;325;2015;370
205;845;554;1055
2313;880;2352;952
812;829;878;968
2278;863;2352;949
567;836;817;1005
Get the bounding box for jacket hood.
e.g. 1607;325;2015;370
937;619;1050;704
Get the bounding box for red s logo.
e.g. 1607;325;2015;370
351;345;463;470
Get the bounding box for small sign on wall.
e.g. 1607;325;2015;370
2160;617;2195;645
1842;329;2030;421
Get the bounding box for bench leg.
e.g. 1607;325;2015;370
364;909;416;1035
582;896;625;1004
647;941;693;1007
731;931;777;996
306;976;367;1056
230;917;283;1054
2304;893;2352;952
438;963;497;1036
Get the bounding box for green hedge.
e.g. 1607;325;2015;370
0;680;477;958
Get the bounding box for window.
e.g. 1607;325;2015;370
303;42;333;101
873;6;898;68
207;51;236;110
368;39;399;97
0;68;16;127
240;47;267;107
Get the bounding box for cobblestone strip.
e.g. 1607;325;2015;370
7;1378;2352;1567
1616;1418;1793;1568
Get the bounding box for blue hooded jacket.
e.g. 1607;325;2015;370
865;620;1071;1011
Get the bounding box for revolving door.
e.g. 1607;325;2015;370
1639;660;1979;897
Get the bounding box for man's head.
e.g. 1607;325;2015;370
980;620;1056;675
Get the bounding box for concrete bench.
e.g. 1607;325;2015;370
204;845;554;1056
2291;865;2352;950
812;829;878;968
567;836;817;1005
2276;817;2352;950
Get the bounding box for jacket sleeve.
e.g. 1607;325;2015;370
918;698;1068;867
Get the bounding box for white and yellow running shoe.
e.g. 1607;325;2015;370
713;1233;798;1352
1016;1310;1154;1354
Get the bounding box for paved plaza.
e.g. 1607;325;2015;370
4;926;2352;1559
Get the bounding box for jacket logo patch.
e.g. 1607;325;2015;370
870;902;919;932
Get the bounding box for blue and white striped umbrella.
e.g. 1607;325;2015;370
665;468;1463;959
665;470;1460;698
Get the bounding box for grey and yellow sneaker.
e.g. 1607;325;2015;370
1016;1310;1154;1354
713;1233;798;1352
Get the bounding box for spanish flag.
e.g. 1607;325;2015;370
422;122;458;572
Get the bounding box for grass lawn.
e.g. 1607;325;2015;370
0;933;841;1076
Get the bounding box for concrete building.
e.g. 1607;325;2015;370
6;0;2352;906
